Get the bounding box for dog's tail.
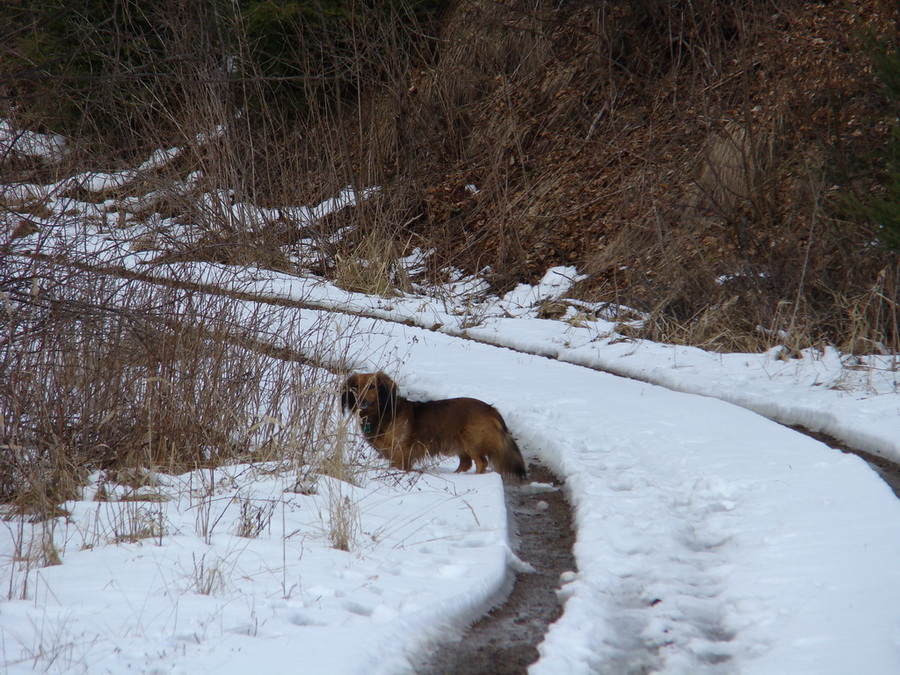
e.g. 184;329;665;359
495;432;527;481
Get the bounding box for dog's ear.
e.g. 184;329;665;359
341;375;358;411
374;373;398;419
373;373;397;394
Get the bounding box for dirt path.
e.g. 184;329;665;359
415;462;576;675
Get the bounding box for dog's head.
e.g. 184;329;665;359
341;372;398;420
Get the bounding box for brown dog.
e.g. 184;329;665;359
341;372;526;480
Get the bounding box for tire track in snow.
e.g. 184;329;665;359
416;463;575;675
514;403;745;674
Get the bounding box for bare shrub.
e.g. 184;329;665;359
0;244;340;514
323;483;359;553
234;497;275;539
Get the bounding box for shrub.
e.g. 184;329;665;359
0;249;328;515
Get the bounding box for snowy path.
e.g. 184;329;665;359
340;314;900;674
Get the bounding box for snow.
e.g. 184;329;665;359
3;173;900;673
1;464;510;675
335;310;900;674
0;121;68;162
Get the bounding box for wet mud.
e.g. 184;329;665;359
415;462;576;675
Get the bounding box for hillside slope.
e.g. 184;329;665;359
341;0;899;352
2;0;898;353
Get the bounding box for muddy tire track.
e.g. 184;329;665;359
416;462;576;675
792;425;900;498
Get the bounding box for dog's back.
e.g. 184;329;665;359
409;397;527;479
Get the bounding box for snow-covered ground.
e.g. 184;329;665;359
3;164;900;673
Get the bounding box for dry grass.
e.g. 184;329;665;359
835;266;900;355
234;498;275;539
693;120;775;219
333;230;412;297
355;0;898;354
323;484;359;553
0;239;342;516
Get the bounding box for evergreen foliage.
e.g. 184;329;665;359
852;38;900;252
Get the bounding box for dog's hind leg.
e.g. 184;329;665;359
455;454;473;473
474;453;489;474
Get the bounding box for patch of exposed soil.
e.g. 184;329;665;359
416;462;576;675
